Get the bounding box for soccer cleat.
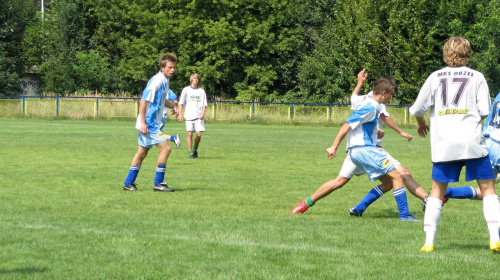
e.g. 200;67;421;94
153;183;175;192
422;193;429;212
349;207;363;217
123;183;138;191
193;150;198;158
422;194;448;213
174;134;180;148
420;243;435;252
189;154;195;159
291;200;309;214
400;215;419;222
490;240;500;253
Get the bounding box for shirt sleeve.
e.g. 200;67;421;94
142;76;161;102
476;74;491;117
409;75;434;117
178;88;187;105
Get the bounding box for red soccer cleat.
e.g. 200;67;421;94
291;200;309;214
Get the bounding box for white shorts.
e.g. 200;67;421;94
348;146;395;181
185;119;205;132
138;129;168;148
339;147;399;178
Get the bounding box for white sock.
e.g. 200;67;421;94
483;194;500;241
423;197;443;245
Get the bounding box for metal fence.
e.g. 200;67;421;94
0;96;423;125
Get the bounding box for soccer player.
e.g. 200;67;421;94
483;92;500;180
410;37;500;253
293;74;418;220
178;73;208;159
122;53;178;192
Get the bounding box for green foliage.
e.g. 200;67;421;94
297;0;500;103
10;0;500;101
0;0;37;95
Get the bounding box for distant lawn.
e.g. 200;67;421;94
0;117;498;279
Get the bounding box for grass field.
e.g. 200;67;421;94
0;117;499;279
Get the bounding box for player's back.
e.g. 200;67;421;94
411;66;490;162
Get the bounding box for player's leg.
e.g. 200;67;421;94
466;156;500;252
192;120;205;158
153;140;174;192
384;169;417;221
395;164;427;200
185;120;195;158
123;145;150;191
162;133;181;148
292;153;360;214
420;161;462;252
349;183;387;217
444;186;479;199
420;179;447;252
187;131;194;158
193;131;202;158
291;176;351;214
350;147;416;220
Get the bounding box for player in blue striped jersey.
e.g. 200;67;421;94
123;53;178;192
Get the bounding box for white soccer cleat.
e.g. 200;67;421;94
174;134;180;148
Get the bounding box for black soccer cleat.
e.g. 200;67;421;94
422;193;429;213
154;183;175;192
193;150;198;158
123;183;138;191
349;207;363;217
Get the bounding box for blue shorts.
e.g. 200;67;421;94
137;129;168;148
349;146;395;181
432;156;494;183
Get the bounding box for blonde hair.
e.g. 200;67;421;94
159;53;177;68
443;37;471;67
190;73;201;83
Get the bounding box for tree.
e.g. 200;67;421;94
0;0;37;95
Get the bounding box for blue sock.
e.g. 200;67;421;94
393;188;411;218
444;186;477;199
124;166;140;186
170;135;175;142
352;186;384;213
154;163;166;186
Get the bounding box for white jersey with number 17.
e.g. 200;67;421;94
409;66;490;163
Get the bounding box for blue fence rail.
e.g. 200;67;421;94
0;96;417;124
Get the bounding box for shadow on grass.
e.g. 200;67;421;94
170;188;206;192
0;267;47;275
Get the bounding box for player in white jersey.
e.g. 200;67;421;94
123;53;178;192
410;37;500;253
178;73;208;159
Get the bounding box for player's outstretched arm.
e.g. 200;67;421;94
327;123;351;159
380;115;412;141
352;69;367;96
